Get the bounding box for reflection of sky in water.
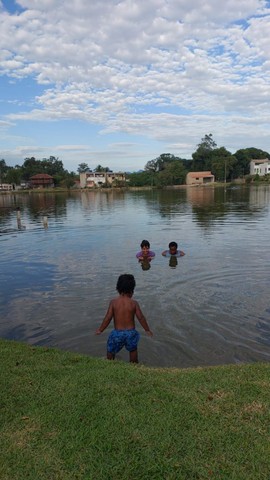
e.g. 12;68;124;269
0;187;270;367
1;261;57;303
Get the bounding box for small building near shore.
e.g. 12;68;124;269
0;183;13;191
30;174;54;189
80;171;126;188
186;171;215;186
250;159;270;176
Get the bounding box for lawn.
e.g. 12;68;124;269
1;339;269;479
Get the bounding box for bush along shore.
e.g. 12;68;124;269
1;338;270;480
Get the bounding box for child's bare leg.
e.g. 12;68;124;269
107;352;115;360
129;349;138;363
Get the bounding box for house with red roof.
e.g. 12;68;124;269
30;174;54;188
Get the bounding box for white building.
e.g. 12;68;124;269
0;183;13;191
250;159;270;176
80;171;126;188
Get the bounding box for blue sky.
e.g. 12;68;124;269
1;0;270;172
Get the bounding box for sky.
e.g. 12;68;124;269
0;0;270;173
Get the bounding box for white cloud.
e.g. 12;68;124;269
0;0;270;170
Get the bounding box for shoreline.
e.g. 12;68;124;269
1;180;265;195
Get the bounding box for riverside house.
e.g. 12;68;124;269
80;171;126;188
186;171;215;186
30;174;54;188
250;159;270;176
0;183;13;191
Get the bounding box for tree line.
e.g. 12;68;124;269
127;134;270;187
0;156;78;189
0;157;114;188
1;134;269;188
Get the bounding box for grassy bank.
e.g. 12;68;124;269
1;339;269;480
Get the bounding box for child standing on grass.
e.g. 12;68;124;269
96;274;153;363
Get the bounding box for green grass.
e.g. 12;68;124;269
1;339;270;480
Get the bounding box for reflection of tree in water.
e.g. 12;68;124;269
140;259;151;270
27;192;68;220
130;186;270;232
0;206;14;227
191;187;269;230
190;188;227;229
138;189;189;219
0;193;70;231
169;256;178;268
0;195;23;230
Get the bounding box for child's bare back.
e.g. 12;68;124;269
105;293;149;330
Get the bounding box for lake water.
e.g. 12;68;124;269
1;186;270;368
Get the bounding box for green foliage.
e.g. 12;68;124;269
192;133;217;171
198;133;217;151
144;154;188;186
156;160;187;186
59;178;74;189
77;162;90;173
94;164;111;172
247;173;270;184
145;153;183;173
1;339;270;480
127;171;154;186
19;156;66;181
0;159;8;182
5;167;22;185
210;147;236;181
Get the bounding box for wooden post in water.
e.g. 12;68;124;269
43;216;48;229
16;207;22;230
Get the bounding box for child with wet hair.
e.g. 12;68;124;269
162;241;185;257
136;239;155;261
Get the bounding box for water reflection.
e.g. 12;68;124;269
139;258;152;270
169;256;178;269
0;186;270;368
1;186;270;231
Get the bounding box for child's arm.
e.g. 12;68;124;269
161;250;167;256
135;301;153;336
95;301;114;334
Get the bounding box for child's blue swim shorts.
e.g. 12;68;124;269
107;329;140;354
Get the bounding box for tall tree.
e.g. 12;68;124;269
77;163;90;173
6;167;22;185
127;171;154;187
0;159;7;182
145;153;181;173
21;157;41;180
192;134;217;171
94;165;110;172
42;156;65;176
210;147;235;181
157;160;187;186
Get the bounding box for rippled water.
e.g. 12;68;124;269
1;186;270;368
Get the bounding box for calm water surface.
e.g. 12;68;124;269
0;186;270;368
